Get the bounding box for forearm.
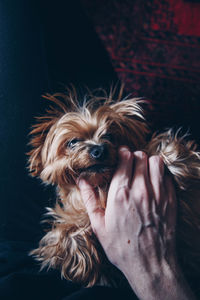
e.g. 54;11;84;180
124;262;196;300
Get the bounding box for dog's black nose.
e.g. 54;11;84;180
89;144;106;160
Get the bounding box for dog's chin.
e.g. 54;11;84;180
78;164;114;188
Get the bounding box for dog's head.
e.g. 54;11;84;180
28;91;148;189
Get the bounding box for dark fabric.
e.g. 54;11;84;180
0;240;137;299
61;286;136;300
83;0;200;143
0;1;132;299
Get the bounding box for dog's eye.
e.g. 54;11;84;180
67;138;81;148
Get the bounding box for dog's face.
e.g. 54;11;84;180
28;93;148;189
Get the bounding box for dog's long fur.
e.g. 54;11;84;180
28;90;200;289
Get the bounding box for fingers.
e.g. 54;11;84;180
164;174;177;227
148;155;176;221
110;147;133;189
130;153;176;228
107;147;134;208
78;179;105;234
78;150;177;244
130;151;152;215
131;151;149;193
148;155;164;205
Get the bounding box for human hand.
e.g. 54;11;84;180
78;148;195;300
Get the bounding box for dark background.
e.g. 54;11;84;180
0;0;200;299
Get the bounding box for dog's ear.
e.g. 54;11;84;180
27;92;79;177
28;115;59;177
109;98;149;148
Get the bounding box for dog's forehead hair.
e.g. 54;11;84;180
55;111;111;139
82;128;109;144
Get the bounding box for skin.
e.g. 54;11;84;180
78;147;196;300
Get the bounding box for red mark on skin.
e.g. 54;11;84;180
128;240;131;244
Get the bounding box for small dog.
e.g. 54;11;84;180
28;89;200;288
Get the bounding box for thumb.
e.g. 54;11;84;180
78;179;105;235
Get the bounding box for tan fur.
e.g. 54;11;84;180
28;90;200;289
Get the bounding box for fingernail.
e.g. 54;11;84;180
119;146;131;158
133;151;147;159
119;146;129;152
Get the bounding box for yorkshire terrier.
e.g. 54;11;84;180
28;89;200;288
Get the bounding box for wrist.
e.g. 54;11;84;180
124;260;196;300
